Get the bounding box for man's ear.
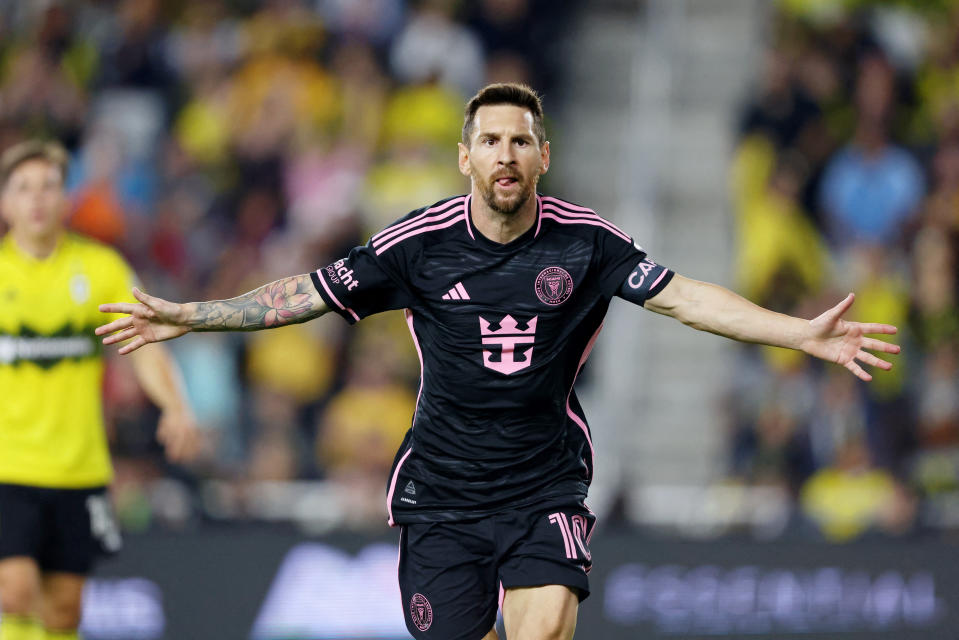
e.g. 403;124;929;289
458;142;471;177
540;140;550;175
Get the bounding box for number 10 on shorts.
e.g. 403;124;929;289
547;512;591;561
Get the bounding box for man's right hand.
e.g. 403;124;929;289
96;287;191;355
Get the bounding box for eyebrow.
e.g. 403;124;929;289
477;131;535;142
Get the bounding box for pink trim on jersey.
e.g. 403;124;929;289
386;447;413;527
375;212;467;255
315;268;360;322
386;310;424;527
540;196;631;239
565;322;605;475
372;197;466;243
464;195;475;240
649;268;669;291
454;282;470;300
405;309;425;423
373;204;466;249
540;208;632;244
499;582;505;612
534;194;543;238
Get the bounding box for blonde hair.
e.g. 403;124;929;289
1;140;69;188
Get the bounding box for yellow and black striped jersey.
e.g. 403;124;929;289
0;232;135;488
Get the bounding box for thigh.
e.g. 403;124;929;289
0;483;45;562
398;521;499;640
503;584;578;640
497;505;596;601
44;487;121;574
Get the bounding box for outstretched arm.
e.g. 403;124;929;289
644;274;900;381
96;274;329;355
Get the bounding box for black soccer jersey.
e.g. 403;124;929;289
311;194;673;525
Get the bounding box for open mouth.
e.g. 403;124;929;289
495;177;518;187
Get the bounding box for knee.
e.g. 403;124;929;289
41;594;83;631
0;578;40;616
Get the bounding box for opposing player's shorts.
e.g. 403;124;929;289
398;502;595;640
0;483;122;574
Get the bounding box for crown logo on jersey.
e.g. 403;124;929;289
479;315;538;375
479;315;537;336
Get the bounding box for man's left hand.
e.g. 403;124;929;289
801;293;900;382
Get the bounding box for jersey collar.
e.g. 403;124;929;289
465;193;542;253
2;232;66;265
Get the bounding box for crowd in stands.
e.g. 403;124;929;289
728;0;959;542
0;0;574;532
4;0;955;542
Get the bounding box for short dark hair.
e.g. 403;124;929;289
462;83;546;146
0;140;69;188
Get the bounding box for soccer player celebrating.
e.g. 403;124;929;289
0;141;199;640
96;84;899;640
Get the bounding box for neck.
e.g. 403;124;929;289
12;229;62;259
469;189;538;244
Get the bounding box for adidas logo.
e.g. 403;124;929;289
405;481;416;495
442;282;470;301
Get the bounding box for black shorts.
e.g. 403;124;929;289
0;483;122;574
398;502;595;640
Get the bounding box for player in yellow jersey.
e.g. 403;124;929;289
0;141;199;640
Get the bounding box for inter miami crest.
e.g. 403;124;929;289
535;267;573;305
410;593;433;631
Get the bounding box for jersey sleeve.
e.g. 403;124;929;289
311;240;417;324
595;228;647;299
616;255;675;307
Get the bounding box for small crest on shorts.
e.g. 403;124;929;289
410;593;433;631
535;267;573;305
405;480;416;495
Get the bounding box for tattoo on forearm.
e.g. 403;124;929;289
188;275;324;331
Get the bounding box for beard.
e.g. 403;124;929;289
473;164;536;216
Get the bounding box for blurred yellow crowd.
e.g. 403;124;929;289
727;0;959;541
0;0;570;531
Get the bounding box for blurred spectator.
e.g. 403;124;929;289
315;0;405;46
739;47;821;150
734;151;829;311
390;0;485;96
819;55;924;249
96;0;172;91
800;432;917;542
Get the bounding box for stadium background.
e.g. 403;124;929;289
0;0;957;637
